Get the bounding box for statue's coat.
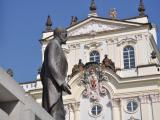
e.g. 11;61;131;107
40;38;68;120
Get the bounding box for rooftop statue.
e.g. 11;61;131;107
71;59;84;77
40;27;71;120
102;55;116;72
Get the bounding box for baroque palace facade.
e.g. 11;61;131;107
21;0;160;120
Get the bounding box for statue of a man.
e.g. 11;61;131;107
40;27;71;120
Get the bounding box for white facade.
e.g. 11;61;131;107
21;3;160;120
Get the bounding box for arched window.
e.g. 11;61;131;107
123;46;135;69
90;50;100;63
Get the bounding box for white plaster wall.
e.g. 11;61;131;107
149;25;158;44
67;47;78;74
136;36;149;65
107;40;114;62
117;69;137;77
80;94;112;120
138;66;160;76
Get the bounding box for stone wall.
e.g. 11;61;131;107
0;67;54;120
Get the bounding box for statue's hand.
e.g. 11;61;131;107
61;83;71;94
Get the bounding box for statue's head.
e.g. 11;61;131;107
104;54;108;58
54;27;67;44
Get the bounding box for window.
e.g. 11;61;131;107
123;46;135;69
91;104;102;116
90;50;100;63
127;100;138;112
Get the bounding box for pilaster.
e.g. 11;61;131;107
67;102;80;120
67;104;75;120
71;102;80;120
139;95;153;120
150;94;160;120
112;98;121;120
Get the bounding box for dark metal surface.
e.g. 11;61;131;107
40;27;71;120
45;15;53;32
90;0;96;11
138;0;145;16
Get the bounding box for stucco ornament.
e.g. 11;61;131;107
78;63;108;102
68;21;125;36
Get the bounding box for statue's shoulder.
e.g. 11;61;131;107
48;39;59;47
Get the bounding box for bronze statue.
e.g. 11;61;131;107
40;27;71;120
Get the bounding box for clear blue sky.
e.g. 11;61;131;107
0;0;160;83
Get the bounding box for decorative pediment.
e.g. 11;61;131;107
67;17;142;37
68;21;125;36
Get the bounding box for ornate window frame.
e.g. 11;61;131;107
124;99;139;114
89;50;100;63
89;103;103;117
123;45;135;69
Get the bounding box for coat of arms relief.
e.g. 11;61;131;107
78;63;109;102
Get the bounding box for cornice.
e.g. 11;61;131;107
67;24;150;41
122;15;148;21
67;16;146;30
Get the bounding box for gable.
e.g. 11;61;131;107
67;17;143;37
